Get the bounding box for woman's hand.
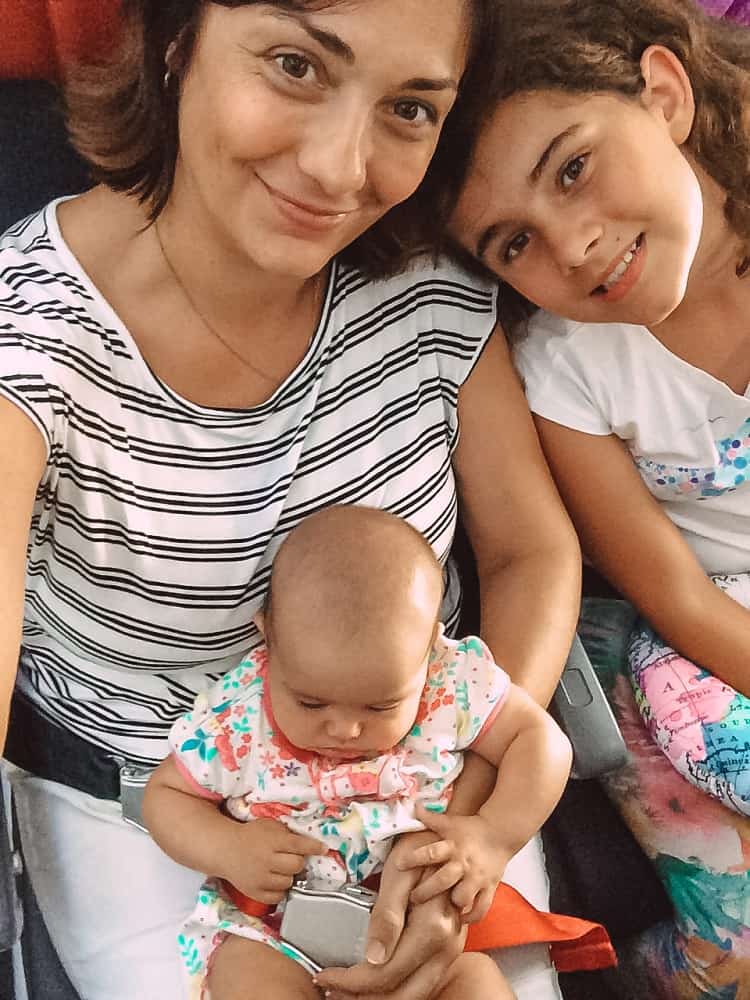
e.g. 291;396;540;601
313;831;466;1000
396;806;510;923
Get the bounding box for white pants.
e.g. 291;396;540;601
7;769;561;1000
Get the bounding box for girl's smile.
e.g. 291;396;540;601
451;63;704;329
592;234;646;303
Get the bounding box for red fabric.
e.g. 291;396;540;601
0;0;121;80
226;878;616;974
222;880;274;919
464;883;616;973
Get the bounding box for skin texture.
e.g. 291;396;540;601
451;45;750;700
143;506;571;999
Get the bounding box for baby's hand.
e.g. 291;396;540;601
395;804;512;923
221;818;327;905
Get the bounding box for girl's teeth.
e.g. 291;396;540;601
604;239;640;288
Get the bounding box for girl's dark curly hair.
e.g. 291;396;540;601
64;0;502;280
454;0;750;340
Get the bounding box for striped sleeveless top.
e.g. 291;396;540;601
0;200;497;764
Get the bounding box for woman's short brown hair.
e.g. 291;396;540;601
450;0;750;340
65;0;503;279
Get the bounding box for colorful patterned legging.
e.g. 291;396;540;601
629;574;750;817
579;596;750;1000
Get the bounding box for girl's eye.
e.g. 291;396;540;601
299;701;325;710
369;705;398;713
561;154;588;189
275;53;315;82
503;232;530;264
393;100;435;126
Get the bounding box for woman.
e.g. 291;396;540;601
0;2;581;998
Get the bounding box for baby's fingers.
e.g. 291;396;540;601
271;852;310;877
409;861;464;904
281;830;328;856
396;838;455;871
459;886;495;925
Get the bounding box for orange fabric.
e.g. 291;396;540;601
465;883;617;973
0;0;121;81
226;878;616;974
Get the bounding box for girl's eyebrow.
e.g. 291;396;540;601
530;123;582;182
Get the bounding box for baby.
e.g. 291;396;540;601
143;505;571;1000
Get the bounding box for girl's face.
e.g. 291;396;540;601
451;86;704;328
171;0;470;280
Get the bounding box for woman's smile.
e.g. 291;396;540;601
257;175;355;236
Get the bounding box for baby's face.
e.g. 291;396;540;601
266;622;434;762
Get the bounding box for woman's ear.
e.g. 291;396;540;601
639;44;695;144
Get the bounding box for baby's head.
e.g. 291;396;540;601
261;506;443;760
450;0;750;335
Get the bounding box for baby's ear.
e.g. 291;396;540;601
639;44;695;145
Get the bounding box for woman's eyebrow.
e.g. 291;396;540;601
271;10;355;63
401;77;459;93
269;11;458;90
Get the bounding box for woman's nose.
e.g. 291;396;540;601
298;98;371;199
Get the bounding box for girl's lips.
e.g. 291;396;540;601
591;234;646;304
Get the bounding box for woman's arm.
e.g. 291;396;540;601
453;332;582;705
0;397;46;751
536;416;750;696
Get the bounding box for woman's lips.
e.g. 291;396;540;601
260;178;354;234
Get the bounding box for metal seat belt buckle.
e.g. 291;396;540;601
118;764;154;833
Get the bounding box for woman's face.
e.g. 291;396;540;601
451;88;705;328
172;0;470;280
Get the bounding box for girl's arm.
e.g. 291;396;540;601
453;331;582;706
537;416;750;696
0;397;46;751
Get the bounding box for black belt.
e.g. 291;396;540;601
5;687;132;801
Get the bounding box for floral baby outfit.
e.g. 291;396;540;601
169;627;509;995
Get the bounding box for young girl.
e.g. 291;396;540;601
450;0;750;994
143;505;572;1000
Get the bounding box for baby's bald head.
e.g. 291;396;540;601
264;506;443;669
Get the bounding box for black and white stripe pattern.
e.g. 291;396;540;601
1;201;497;764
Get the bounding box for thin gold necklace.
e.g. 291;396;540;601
154;220;315;384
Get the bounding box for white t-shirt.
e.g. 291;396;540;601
515;310;750;575
0;200;497;764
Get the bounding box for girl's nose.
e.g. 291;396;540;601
549;217;603;272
